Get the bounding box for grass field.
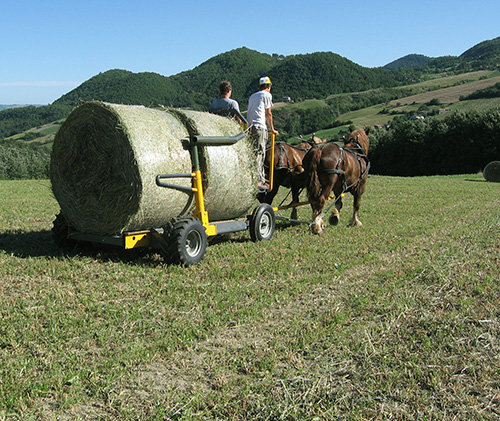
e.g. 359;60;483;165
0;175;499;419
318;70;500;133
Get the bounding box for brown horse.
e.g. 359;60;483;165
302;128;370;234
258;136;326;220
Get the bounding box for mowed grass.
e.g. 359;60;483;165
0;175;499;419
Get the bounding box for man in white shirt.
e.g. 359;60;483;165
247;76;279;190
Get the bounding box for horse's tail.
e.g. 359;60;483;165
303;148;322;203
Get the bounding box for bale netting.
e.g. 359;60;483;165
483;161;500;182
50;102;259;234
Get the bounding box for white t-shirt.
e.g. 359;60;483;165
247;90;273;129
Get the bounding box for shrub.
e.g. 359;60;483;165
0;142;50;179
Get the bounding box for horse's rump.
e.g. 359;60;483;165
303;147;325;203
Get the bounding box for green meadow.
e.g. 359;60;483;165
0;174;499;419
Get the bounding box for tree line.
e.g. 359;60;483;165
369;108;500;176
1;108;499;180
0;141;50;180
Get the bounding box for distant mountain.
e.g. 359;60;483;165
384;54;432;70
383;36;500;72
0;104;41;111
460;36;500;67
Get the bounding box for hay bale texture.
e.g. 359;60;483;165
51;102;258;234
483;161;500;182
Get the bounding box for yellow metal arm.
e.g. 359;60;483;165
191;170;217;236
267;133;275;192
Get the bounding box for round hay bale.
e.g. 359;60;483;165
180;109;259;221
483;161;500;182
51;102;258;234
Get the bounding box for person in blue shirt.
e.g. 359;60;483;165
209;80;242;123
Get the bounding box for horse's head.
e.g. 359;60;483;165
344;128;370;155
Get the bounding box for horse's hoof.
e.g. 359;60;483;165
310;219;324;235
329;214;339;226
311;225;322;235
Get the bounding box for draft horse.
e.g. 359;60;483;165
302;128;370;234
258;136;326;220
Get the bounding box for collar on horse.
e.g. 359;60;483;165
267;142;290;171
265;142;308;171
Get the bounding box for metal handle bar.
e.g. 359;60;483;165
189;132;246;146
156;173;193;193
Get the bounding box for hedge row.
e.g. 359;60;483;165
0;143;50;180
369;108;500;176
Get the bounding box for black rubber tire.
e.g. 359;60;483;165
249;204;275;242
162;217;208;266
52;212;77;249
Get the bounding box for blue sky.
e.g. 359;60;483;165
2;0;499;104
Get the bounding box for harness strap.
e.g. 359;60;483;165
264;142;289;171
319;144;370;194
322;168;345;176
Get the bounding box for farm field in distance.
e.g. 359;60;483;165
0;175;499;419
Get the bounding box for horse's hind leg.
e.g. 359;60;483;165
349;185;365;227
310;182;334;234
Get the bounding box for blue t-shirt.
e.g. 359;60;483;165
209;97;241;114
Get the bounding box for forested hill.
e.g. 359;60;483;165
384;54;432;71
53;48;402;110
384;36;500;71
460;36;500;67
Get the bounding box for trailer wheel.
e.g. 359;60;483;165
162;217;207;266
249;204;275;242
52;212;77;249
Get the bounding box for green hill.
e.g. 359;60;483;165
54;48;277;109
268;52;400;100
460;36;500;67
54;70;177;108
53;48;401;110
384;54;432;70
